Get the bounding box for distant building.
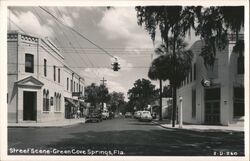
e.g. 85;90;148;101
177;35;244;126
7;31;85;123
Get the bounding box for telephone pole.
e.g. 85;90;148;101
100;77;107;110
100;77;107;86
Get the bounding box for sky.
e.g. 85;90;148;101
8;6;199;100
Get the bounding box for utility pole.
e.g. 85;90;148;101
100;77;107;86
100;77;107;111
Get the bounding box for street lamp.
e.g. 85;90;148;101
179;96;183;128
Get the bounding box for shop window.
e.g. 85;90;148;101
234;87;244;117
25;54;34;73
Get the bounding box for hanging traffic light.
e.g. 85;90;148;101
112;62;120;71
111;58;120;71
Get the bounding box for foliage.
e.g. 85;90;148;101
108;92;125;112
127;78;159;111
84;83;110;108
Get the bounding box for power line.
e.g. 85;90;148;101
39;6;117;59
7;62;150;69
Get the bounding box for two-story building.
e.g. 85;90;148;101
7;31;85;123
177;35;244;126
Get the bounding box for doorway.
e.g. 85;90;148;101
204;88;220;125
23;91;37;121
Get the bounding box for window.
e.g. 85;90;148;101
205;88;220;101
234;87;244;117
71;80;73;92
25;54;34;73
190;66;192;82
58;68;60;83
43;89;50;111
74;82;75;92
207;59;218;79
193;63;196;81
43;90;46;111
67;78;69;90
192;89;196;118
53;66;56;81
54;93;57;111
44;59;47;77
77;83;78;92
187;73;190;84
237;56;244;74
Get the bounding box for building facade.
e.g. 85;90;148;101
177;36;244;126
7;31;85;123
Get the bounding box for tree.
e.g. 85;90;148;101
136;6;194;126
149;38;193;125
127;79;159;111
108;92;125;113
194;6;244;67
84;83;110;110
136;5;244;126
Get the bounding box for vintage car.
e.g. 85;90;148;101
139;111;153;122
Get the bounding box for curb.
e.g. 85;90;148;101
152;121;244;132
8;120;86;128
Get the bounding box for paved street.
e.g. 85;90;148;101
8;118;244;156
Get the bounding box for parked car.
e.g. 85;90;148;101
102;110;109;120
86;112;102;123
151;112;157;119
139;111;152;122
108;111;115;119
125;112;132;118
135;111;142;119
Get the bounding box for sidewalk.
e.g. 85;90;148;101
153;119;244;132
8;118;86;128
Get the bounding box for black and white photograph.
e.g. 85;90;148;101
0;0;249;161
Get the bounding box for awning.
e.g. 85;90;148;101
65;97;78;107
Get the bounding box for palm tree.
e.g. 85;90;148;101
148;38;193;126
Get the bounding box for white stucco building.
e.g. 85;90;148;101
7;31;85;123
177;35;244;126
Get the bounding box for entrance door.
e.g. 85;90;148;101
204;88;220;125
23;91;37;121
205;101;220;124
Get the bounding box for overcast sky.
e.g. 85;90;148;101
8;6;199;100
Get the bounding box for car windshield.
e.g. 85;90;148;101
142;111;150;114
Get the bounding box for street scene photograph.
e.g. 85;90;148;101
4;3;247;158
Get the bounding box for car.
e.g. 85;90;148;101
135;111;142;119
151;112;157;119
139;111;153;122
102;110;109;120
108;111;115;119
125;112;132;118
86;112;102;123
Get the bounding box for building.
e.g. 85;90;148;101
177;35;244;126
7;31;85;123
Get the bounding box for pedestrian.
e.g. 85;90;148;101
77;109;81;119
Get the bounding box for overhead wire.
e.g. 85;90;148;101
39;6;117;59
55;7;100;79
